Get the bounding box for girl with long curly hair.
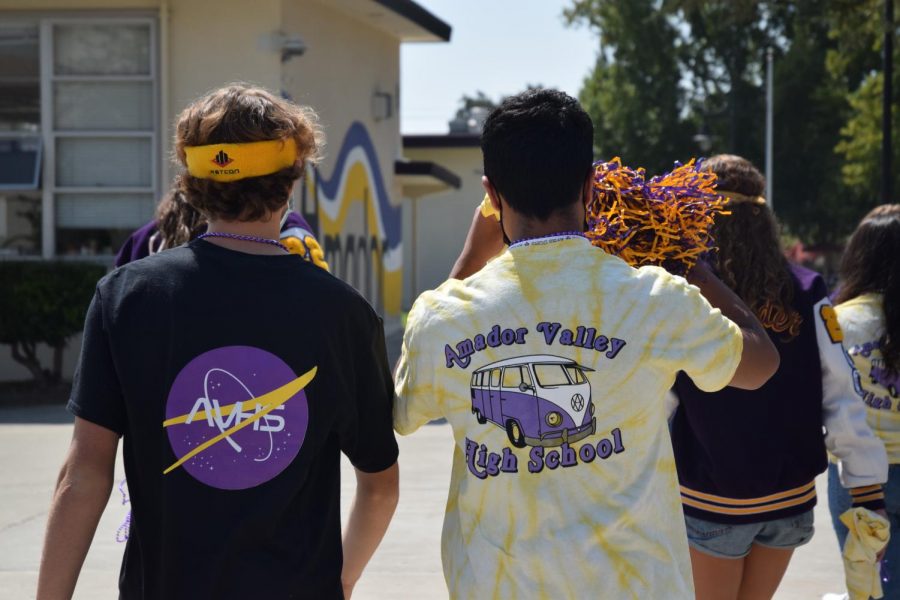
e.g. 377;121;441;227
669;155;888;600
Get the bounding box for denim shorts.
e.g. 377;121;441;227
685;510;815;559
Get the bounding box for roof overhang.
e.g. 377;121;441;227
323;0;451;43
395;159;461;198
403;133;481;148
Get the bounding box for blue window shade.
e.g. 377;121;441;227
0;136;41;190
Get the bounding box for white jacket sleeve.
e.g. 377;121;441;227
817;297;889;488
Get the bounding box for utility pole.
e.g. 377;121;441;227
765;47;774;212
884;0;894;203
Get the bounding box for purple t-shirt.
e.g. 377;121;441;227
114;212;318;267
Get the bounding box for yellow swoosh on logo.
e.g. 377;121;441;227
162;366;317;475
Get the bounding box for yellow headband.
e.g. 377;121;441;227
719;190;766;206
184;138;297;182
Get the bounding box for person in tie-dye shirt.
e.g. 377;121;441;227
395;89;779;599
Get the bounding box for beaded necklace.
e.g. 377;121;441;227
508;231;587;249
197;231;288;253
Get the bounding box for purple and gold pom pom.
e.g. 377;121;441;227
586;157;728;274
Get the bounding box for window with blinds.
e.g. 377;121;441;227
0;16;159;258
0;23;41;256
41;18;159;258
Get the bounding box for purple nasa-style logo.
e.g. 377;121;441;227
163;346;311;490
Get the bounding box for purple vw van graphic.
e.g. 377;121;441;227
470;355;597;448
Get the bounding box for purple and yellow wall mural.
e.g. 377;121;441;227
298;122;402;317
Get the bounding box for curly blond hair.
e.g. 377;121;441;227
174;84;323;221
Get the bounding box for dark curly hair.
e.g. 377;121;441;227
174;84;322;221
706;154;801;338
835;204;900;372
154;186;204;250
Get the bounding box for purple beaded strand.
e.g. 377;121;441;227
509;231;586;248
197;231;288;253
116;479;131;543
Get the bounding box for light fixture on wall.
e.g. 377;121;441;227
280;33;307;62
260;31;307;62
372;90;393;121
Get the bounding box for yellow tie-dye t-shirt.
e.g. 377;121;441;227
395;236;742;599
836;293;900;463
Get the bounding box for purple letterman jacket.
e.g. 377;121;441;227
670;264;887;524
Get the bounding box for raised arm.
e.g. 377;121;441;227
449;204;505;280
687;262;780;390
37;418;119;600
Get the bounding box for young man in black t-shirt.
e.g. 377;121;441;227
37;85;399;600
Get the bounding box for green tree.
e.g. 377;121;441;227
565;0;693;173
0;262;104;385
828;0;900;210
566;0;896;243
766;1;855;242
669;0;781;164
680;0;864;242
457;91;496;114
450;87;544;133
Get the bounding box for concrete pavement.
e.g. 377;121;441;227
0;404;849;599
0;404;452;599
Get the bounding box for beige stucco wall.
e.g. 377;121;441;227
0;0;411;381
403;145;483;304
283;1;400;159
165;0;283;184
282;0;403;319
0;0;155;8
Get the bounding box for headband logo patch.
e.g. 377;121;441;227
212;150;234;168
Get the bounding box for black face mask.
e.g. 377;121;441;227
497;203;512;246
499;199;590;246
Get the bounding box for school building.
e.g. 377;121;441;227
401;131;482;302
0;0;482;381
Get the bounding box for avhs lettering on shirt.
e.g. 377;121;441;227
162;345;315;490
445;321;628;479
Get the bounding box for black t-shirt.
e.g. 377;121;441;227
68;240;398;600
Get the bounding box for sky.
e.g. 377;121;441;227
400;1;599;134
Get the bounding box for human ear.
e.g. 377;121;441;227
582;170;594;210
482;176;502;213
